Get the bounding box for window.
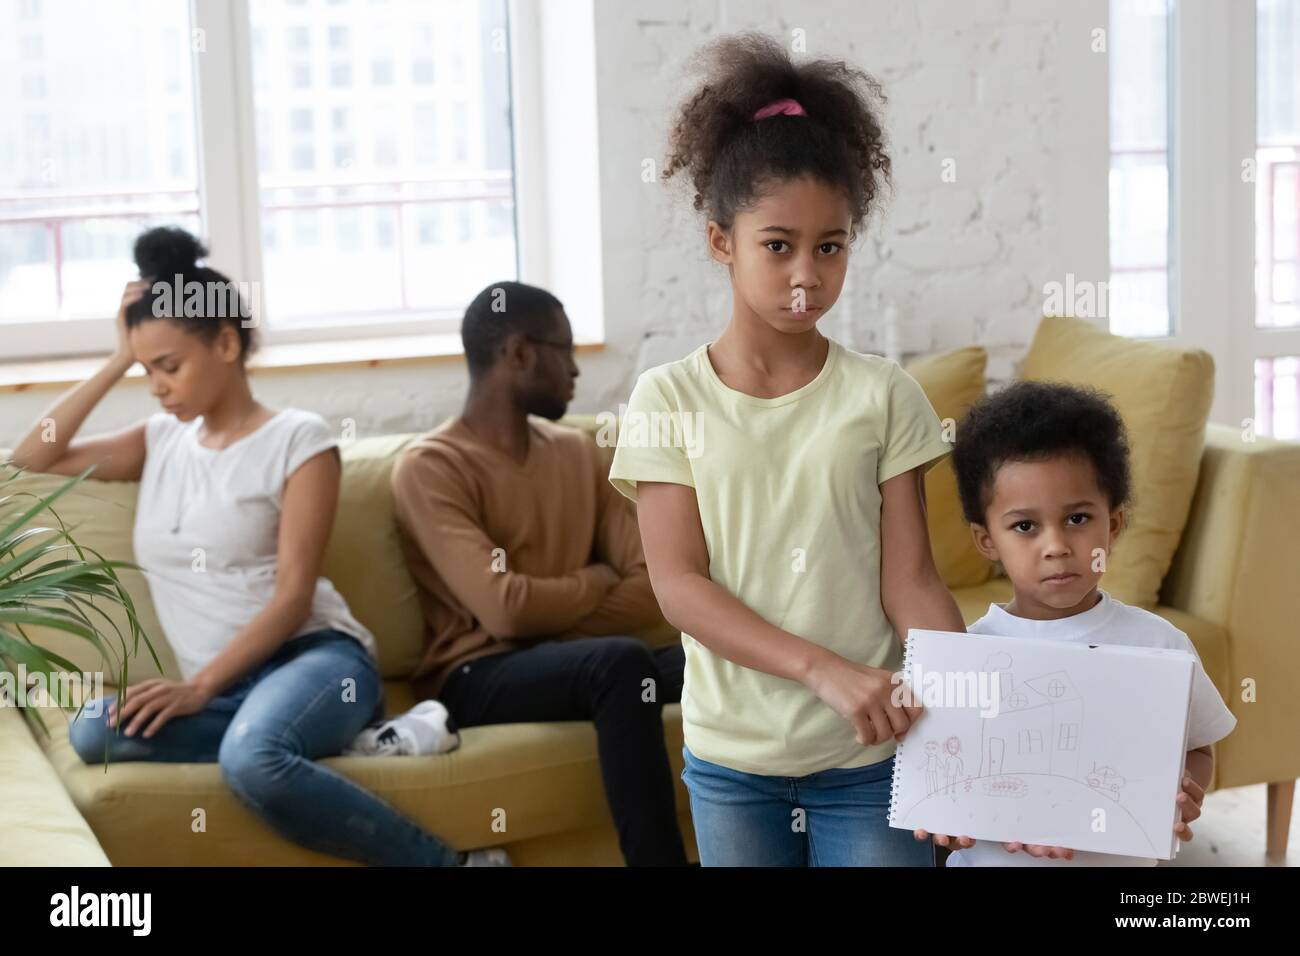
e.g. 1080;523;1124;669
412;25;434;85
1110;1;1300;439
1109;0;1171;338
1254;1;1300;437
1;0;518;359
249;0;516;331
1058;723;1079;751
0;0;201;358
414;105;438;165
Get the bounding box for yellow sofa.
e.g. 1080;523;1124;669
3;323;1298;866
0;705;110;866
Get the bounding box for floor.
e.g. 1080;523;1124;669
1164;783;1296;867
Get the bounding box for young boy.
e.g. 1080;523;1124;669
929;380;1237;867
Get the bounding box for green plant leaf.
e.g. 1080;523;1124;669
0;465;96;545
0;466;159;736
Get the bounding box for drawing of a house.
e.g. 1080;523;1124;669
979;669;1083;780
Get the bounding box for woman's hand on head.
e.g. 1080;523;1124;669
804;653;921;746
114;278;152;366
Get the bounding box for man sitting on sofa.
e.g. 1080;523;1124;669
391;280;689;867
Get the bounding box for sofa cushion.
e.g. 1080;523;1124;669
553;415;679;648
951;575;1015;626
33;696;694;866
0;470;180;685
1019;316;1215;607
327;434;426;678
904;346;994;589
20;574;1231;866
3;412;680;688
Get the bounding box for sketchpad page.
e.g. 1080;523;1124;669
889;630;1195;860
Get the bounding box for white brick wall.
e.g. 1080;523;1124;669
592;0;1080;408
3;0;1097;446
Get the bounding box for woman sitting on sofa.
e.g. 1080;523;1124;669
9;226;470;866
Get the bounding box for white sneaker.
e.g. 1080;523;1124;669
345;700;460;756
458;847;512;867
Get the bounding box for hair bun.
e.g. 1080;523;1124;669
133;226;207;277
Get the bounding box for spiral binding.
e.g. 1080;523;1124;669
887;634;916;826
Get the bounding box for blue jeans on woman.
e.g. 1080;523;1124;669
682;746;936;867
69;628;459;867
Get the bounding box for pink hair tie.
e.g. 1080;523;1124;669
753;98;806;120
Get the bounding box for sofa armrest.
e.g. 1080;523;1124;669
0;705;111;865
1161;423;1300;790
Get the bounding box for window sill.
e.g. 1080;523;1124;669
0;335;607;393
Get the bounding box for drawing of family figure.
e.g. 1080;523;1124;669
923;738;967;800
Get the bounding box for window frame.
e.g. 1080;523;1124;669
2;0;527;361
1112;1;1300;430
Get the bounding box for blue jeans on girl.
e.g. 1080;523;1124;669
69;628;459;866
682;746;936;866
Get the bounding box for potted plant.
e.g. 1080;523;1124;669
0;464;159;735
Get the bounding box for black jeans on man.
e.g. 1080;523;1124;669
438;636;688;866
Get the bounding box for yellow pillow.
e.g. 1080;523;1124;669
1019;316;1214;607
904;347;994;589
559;414;677;646
327;433;427;678
0;470;179;687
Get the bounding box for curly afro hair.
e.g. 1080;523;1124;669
663;32;891;239
951;380;1134;526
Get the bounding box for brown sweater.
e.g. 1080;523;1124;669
392;416;664;699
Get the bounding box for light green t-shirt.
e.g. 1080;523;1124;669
608;338;951;777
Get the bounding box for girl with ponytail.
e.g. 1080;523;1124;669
609;33;967;866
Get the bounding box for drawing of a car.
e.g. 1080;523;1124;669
1085;763;1126;793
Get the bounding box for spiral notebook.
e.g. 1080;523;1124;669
887;629;1196;860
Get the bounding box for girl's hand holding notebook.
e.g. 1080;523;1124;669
807;654;923;746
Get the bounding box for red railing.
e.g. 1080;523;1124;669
258;173;513;312
0;172;513;316
0;187;200;313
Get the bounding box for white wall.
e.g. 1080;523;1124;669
590;0;1104;408
1;0;1105;446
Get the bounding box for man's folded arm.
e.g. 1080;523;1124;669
571;444;667;635
392;452;612;638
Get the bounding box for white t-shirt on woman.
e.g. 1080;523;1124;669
133;407;377;681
